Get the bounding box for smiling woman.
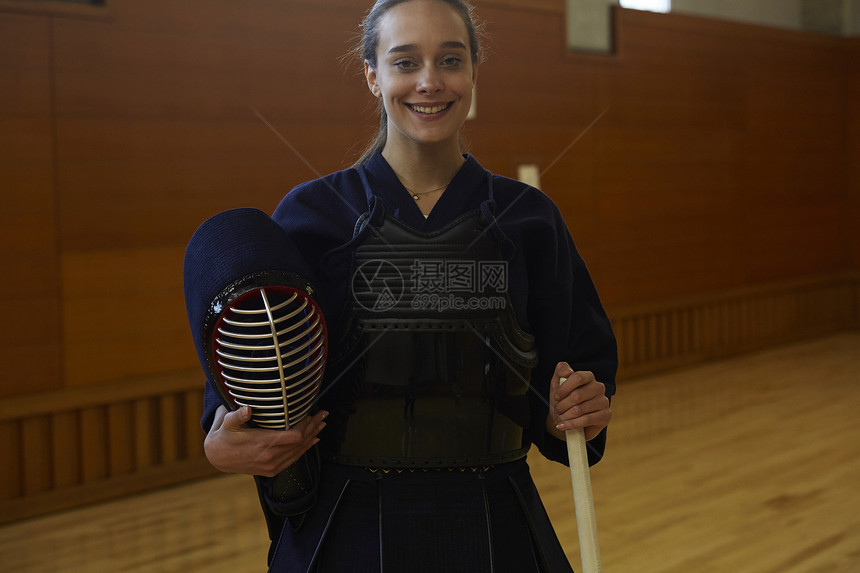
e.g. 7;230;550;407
362;0;477;215
192;1;617;571
354;0;483;194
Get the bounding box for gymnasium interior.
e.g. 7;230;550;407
1;0;858;570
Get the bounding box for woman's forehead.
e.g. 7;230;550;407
377;0;470;52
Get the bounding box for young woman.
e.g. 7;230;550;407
201;1;616;571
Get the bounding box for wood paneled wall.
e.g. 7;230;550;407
1;0;858;522
613;274;857;379
848;38;860;272
469;6;853;305
0;374;210;523
0;14;61;397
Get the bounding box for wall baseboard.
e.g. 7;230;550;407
0;377;216;525
609;273;858;379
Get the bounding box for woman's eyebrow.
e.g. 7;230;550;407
439;41;468;51
388;41;467;55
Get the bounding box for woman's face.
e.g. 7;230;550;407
365;0;476;151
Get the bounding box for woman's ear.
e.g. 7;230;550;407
365;60;381;98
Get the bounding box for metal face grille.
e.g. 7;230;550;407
213;286;327;430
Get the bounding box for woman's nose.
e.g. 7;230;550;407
416;67;443;93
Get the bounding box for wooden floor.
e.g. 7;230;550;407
1;333;858;572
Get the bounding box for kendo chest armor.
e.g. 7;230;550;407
323;199;538;469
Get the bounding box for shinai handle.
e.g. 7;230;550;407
560;376;602;573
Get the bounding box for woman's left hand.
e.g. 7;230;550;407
546;362;612;442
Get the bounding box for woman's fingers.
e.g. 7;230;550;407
550;367;612;439
556;378;605;413
204;407;329;476
221;405;252;431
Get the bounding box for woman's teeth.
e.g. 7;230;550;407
409;104;448;114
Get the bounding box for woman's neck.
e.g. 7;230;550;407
381;141;465;195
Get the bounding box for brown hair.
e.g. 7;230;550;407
352;0;484;166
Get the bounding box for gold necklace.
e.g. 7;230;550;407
405;183;448;201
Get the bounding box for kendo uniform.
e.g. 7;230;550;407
199;152;618;572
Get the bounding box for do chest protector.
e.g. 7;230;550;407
322;169;538;469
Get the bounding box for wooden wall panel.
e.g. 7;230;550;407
848;39;860;275
50;0;371;249
0;13;61;398
51;411;80;488
107;402;135;476
471;6;851;305
55;121;368;252
183;389;205;458
80;406;108;482
61;247;193;385
20;415;52;495
159;394;181;464
0;377;214;524
0;421;21;499
611;275;858;379
133;397;158;470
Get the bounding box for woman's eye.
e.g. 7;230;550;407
393;59;415;70
441;56;462;67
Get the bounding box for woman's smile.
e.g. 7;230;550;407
406;101;453;115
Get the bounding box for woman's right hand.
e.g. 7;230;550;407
203;405;328;477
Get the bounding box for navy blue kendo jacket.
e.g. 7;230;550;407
200;151;617;572
203;151;616;465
